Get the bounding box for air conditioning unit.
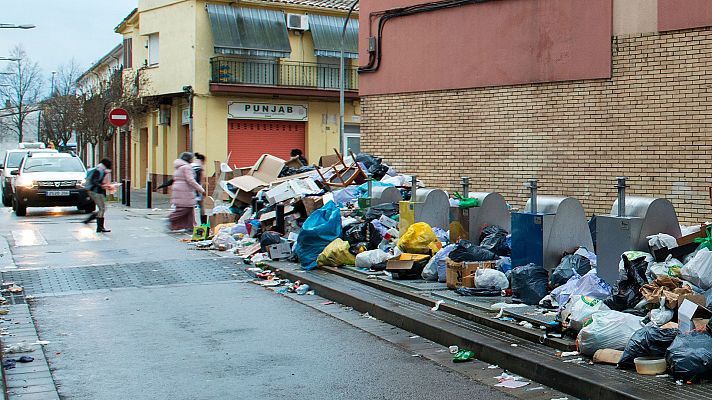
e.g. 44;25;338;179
287;14;309;31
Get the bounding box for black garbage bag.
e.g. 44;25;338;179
455;287;502;297
478;225;510;257
355;153;381;169
449;240;496;262
549;254;592;288
364;203;399;222
367;222;384;250
259;231;282;251
368;163;389;181
604;254;649;311
618;327;681;369
342;222;368;245
511;263;549;305
666;332;712;382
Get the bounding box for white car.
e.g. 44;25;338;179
11;152;95;216
1;148;57;207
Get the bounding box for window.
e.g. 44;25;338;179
344;124;360;154
148;33;159;66
123;38;133;68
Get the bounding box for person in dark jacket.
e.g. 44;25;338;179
83;158;112;233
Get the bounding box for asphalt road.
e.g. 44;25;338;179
0;203;515;400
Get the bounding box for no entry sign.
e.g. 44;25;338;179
108;108;129;128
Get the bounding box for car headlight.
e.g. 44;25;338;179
76;178;86;188
17;178;35;189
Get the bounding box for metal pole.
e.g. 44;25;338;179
126;180;131;207
526;179;538;214
461;176;470;198
339;0;359;154
411;175;417;201
275;204;285;234
616;177;627;217
121;179;126;205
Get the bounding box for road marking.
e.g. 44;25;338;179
72;227;109;242
11;230;48;247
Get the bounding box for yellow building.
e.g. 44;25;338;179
115;0;360;188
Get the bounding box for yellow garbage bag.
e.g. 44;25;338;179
398;222;442;255
317;239;356;267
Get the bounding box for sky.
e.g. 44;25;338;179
0;0;137;87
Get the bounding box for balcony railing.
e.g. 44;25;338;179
210;57;358;91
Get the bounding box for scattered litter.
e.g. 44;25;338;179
4;342;35;354
453;349;475;363
551;398;569;400
510;344;518;347
496;380;530;389
33;340;50;345
306;290;315;295
563;358;585;364
656;374;670;378
411;354;421;357
409;335;419;339
527;386;545;391
363;312;377;320
518;321;534;329
559;351;580;357
675;380;683;386
0;309;8;315
322;301;335;305
487;365;500;369
449;345;459;354
431;300;444;311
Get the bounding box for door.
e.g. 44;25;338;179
139;128;148;187
227;119;306;168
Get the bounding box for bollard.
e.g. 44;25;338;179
275;204;285;234
147;180;152;209
121;179;127;205
616;177;628;217
126;180;131;207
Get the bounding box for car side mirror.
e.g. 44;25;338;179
10;170;19;176
0;164;4;169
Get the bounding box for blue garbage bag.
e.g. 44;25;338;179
295;201;342;270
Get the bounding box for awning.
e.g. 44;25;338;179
309;14;359;59
206;3;291;58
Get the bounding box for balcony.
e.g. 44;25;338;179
210;57;359;98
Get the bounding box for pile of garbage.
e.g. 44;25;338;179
191;150;712;384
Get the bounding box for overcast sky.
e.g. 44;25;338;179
0;0;137;86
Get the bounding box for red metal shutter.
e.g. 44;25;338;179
227;119;305;168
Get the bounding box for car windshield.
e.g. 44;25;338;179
22;157;85;173
6;153;26;168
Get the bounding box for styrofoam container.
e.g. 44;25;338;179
634;357;667;375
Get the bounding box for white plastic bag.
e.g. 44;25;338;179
427;244;456;282
551;269;612;308
646;233;678;251
212;231;237;250
355;249;391;270
475;269;509;290
577;310;643;356
566;296;610;331
681;247;712;290
646;255;683;281
648;297;674;326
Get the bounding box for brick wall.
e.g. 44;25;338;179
361;28;712;224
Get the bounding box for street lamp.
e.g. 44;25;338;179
50;71;56;96
0;58;19;62
0;24;35;29
339;0;359;155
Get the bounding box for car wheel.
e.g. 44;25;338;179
1;195;10;207
83;204;96;213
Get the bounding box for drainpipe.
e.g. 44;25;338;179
526;179;538;214
616;177;627;217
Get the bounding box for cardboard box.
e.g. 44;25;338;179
386;253;430;280
301;196;324;216
225;154;286;204
678;298;712;332
446;259;496;289
209;212;236;228
265;178;320;205
268;240;292;260
379;214;398;229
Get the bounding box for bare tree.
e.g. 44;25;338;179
55;59;82;97
40;94;80;148
0;45;43;142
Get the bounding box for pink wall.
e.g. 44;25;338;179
658;0;712;31
358;0;612;96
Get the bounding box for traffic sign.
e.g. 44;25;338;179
108;108;129;128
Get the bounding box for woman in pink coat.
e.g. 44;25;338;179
168;152;205;231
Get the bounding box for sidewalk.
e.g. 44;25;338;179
265;261;711;400
117;188;172;210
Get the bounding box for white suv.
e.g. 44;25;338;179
1;148;57;206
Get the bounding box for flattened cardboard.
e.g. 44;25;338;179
226;154;286;201
209;212;236;229
268;240;292;260
386;254;429;271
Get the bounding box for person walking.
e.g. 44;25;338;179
83;158;112;233
169;152;205;232
192;153;207;225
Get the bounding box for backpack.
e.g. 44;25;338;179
84;167;105;190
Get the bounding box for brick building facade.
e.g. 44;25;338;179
359;0;712;223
